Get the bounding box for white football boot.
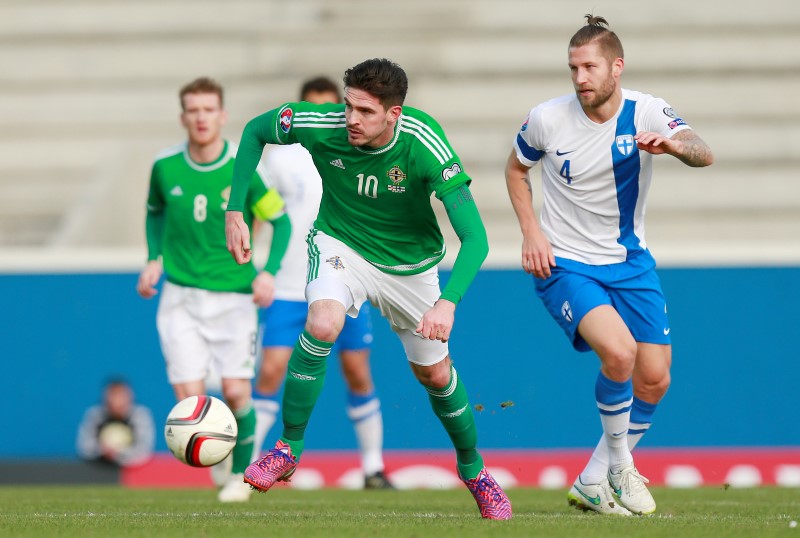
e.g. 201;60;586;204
607;464;656;515
567;476;632;516
217;473;252;503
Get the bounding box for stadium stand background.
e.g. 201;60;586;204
0;0;798;267
1;1;799;488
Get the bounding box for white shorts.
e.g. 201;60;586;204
305;230;449;366
156;281;258;384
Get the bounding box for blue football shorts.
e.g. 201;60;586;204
261;299;373;351
534;250;671;352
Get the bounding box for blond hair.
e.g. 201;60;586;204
179;77;224;111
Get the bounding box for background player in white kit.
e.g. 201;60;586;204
253;76;393;489
505;15;713;515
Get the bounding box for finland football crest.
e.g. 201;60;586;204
615;135;635;156
561;300;573;323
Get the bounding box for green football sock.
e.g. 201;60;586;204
425;365;484;480
231;401;256;474
281;330;333;460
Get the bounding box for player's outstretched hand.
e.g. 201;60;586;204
634;131;681;156
521;227;555;279
416;299;456;342
225;211;252;264
252;271;276;308
136;260;162;299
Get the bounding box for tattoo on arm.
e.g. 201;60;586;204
522;175;532;193
674;130;714;167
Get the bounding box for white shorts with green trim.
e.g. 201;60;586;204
305;230;449;366
156;281;258;384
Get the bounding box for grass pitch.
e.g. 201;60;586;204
0;485;797;537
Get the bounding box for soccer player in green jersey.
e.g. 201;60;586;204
225;59;512;520
136;77;292;503
253;76;394;491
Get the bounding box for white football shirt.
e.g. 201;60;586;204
263;143;323;300
513;89;691;265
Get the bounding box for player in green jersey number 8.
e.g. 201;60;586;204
137;77;292;503
225;59;512;520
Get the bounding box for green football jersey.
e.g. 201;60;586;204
146;140;284;293
229;102;471;275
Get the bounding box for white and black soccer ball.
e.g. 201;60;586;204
164;395;237;467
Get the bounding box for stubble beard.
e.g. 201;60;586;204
347;133;367;147
577;75;616;110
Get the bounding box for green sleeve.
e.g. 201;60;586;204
439;185;489;304
145;164;164;261
228;109;281;212
262;213;292;275
145;211;164;261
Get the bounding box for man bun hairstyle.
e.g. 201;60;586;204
179;77;224;111
569;14;624;62
343;58;408;109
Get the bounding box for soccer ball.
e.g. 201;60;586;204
98;422;134;452
164;395;237;467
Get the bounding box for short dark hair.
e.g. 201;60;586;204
343;58;408;109
179;77;224;111
299;76;342;103
568;14;624;62
103;377;131;391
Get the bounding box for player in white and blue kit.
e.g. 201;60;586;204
252;77;393;489
505;15;713;515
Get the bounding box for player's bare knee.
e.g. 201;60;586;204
221;382;250;411
343;371;373;393
601;344;637;381
635;372;671;402
340;354;371;391
306;301;345;342
415;370;447;389
412;361;451;389
305;319;340;342
654;370;671;394
256;360;285;392
255;375;282;394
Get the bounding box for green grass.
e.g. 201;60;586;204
0;486;798;537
